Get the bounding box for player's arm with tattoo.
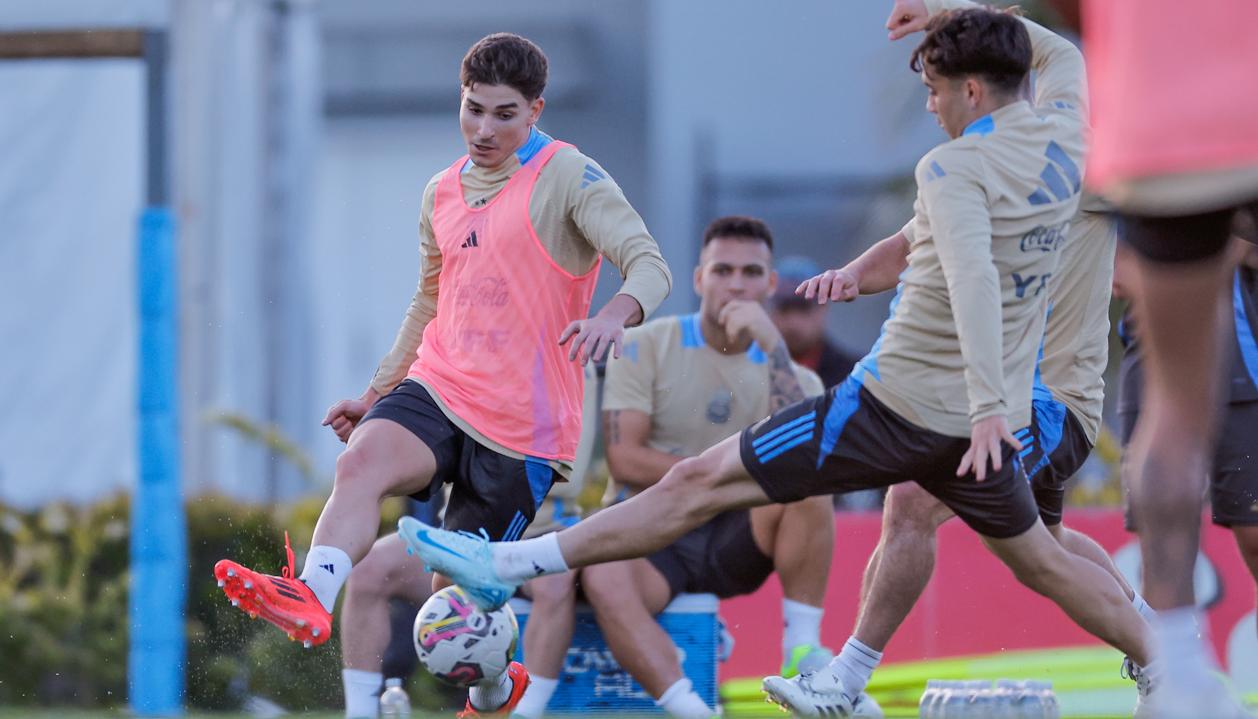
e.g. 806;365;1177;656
603;408;685;491
719;299;805;411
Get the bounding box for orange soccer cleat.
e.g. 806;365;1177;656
213;532;332;648
455;662;531;717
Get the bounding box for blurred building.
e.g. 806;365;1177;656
0;0;942;506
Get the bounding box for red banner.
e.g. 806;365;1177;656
719;509;1256;686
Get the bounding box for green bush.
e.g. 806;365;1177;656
0;493;454;711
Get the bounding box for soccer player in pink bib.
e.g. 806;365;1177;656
213;32;671;717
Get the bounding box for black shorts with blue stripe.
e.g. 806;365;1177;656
1017;391;1094;526
361;379;557;542
738;375;1041;539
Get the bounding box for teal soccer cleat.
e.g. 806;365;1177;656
397;516;518;611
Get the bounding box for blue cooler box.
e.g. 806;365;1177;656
509;594;719;714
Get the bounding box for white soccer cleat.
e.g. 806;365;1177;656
1128;656;1253;719
762;666;855;718
397;516;517;611
848;691;883;718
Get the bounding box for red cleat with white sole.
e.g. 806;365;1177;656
213;532;332;648
456;662;531;717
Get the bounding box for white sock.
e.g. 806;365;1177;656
299;545;353;613
1131;592;1158;623
491;533;569;584
509;675;558;719
782;599;824;652
469;665;515;711
830;637;882;696
1151;607;1215;676
342;668;382;719
655;678;714;719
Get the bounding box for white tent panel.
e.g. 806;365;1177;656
0;61;145;507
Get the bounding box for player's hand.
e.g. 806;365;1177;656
887;0;930;40
322;388;380;444
796;267;861;304
559;315;625;365
718;299;783;350
957;415;1022;482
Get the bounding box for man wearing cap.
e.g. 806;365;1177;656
769;256;863;389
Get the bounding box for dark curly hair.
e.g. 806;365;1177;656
702;215;775;250
460;33;548;102
910;7;1031;95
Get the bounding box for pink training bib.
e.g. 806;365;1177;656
408;141;601;461
1085;0;1258;188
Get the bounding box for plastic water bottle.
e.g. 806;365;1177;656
939;681;970;718
1010;680;1045;719
969;680;997;719
1028;680;1059;719
993;679;1021;719
920;680;943;719
380;677;411;718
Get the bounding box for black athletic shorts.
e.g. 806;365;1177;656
360;380;557;541
1122;200;1257;264
739;376;1040;540
1021;391;1095;526
1121;400;1258;529
645;509;774;600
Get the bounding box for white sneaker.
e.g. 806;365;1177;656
1124;657;1154;719
1129;657;1252;719
1144;677;1252;719
762;667;854;718
848;692;883;718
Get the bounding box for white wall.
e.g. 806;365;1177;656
0;62;145;507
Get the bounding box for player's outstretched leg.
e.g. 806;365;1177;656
402;434;771;610
983;521;1152;659
217;418;439;645
511;571;580;719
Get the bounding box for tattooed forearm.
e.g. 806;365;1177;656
767;341;806;412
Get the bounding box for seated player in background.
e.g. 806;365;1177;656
401;6;1155;718
337;364;603;719
574;216;840;719
1114;235;1258;634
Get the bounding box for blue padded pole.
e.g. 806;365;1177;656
130;207;185;716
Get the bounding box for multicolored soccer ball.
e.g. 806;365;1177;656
413;585;519;687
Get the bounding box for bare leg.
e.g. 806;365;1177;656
1047;522;1136;600
313;419;439;563
853;483;953;651
341;534;434;671
1125;251;1233;609
751;496;835;606
984;522;1151;665
520;571;579;679
583;559;679;698
555;435;772;568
